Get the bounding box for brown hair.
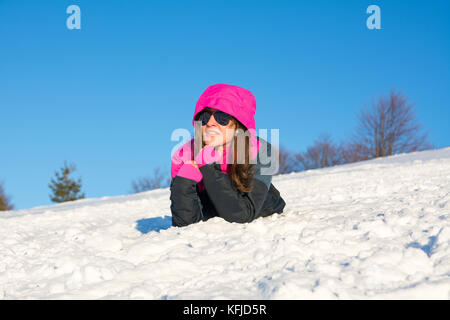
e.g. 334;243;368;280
228;118;255;193
198;110;255;193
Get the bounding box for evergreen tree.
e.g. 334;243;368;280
0;182;14;211
48;161;85;203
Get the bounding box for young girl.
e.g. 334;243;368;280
170;83;286;227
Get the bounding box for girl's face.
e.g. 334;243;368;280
201;108;236;148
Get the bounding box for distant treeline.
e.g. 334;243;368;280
277;88;432;174
0;89;432;210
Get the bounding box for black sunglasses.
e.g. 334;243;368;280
195;109;232;126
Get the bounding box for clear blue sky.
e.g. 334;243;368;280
1;0;449;210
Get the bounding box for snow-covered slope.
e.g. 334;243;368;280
1;147;450;299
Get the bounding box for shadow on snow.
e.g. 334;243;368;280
136;215;172;234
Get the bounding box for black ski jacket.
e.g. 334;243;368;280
170;137;286;227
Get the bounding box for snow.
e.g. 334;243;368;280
1;147;450;299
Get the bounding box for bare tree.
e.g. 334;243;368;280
131;166;171;193
355;89;432;159
295;134;343;170
0;181;14;211
337;141;371;164
276;144;298;174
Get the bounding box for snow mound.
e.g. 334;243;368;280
1;147;450;299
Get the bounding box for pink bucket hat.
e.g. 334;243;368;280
192;83;259;160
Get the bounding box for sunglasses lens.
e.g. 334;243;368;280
213;111;231;126
196;111;211;125
196;110;232;126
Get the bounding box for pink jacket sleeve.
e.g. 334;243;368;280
176;163;203;182
171;140;194;178
171;144;222;182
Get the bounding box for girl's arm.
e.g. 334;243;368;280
170;141;278;226
169;172;203;227
170;145;205;227
194;144;275;224
198;162;272;224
